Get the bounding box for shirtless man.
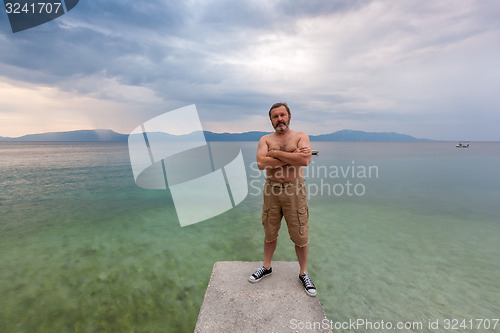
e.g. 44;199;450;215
248;102;316;297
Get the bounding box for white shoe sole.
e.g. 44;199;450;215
304;289;317;297
248;272;272;283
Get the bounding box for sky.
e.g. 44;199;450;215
0;0;499;140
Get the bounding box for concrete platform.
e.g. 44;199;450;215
195;261;331;332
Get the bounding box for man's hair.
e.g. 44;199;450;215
268;102;291;118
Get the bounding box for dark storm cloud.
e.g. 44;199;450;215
1;0;499;139
0;0;371;86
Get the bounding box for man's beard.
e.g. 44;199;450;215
274;120;289;132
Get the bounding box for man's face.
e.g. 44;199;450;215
270;106;290;133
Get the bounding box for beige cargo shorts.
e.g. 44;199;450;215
262;178;309;247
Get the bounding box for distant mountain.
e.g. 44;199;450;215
0;129;128;142
311;129;429;142
203;131;270;141
0;129;430;142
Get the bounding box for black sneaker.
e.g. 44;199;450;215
299;273;317;297
248;266;272;283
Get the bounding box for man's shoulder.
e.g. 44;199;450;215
293;130;309;139
259;132;274;141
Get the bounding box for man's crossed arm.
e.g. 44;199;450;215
256;134;312;170
267;147;311;167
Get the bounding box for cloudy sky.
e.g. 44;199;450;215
1;0;499;140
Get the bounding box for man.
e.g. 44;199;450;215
248;102;316;297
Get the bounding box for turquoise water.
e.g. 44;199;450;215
0;142;499;332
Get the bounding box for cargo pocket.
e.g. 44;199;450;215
297;206;308;235
262;208;269;226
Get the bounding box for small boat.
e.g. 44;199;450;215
456;141;470;148
312;150;319;155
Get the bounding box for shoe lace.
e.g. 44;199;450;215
302;274;315;289
255;267;267;278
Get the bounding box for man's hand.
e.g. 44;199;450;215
267;147;310;158
267;149;279;158
293;147;311;154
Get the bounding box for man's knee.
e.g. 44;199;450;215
291;236;309;247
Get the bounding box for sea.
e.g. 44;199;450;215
0;141;499;332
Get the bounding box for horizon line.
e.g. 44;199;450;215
1;128;436;139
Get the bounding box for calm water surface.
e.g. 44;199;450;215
1;141;499;332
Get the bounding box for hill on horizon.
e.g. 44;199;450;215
0;129;432;142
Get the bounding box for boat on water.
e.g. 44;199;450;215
312;150;319;155
456;142;470;148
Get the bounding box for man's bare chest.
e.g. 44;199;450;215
267;139;299;152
